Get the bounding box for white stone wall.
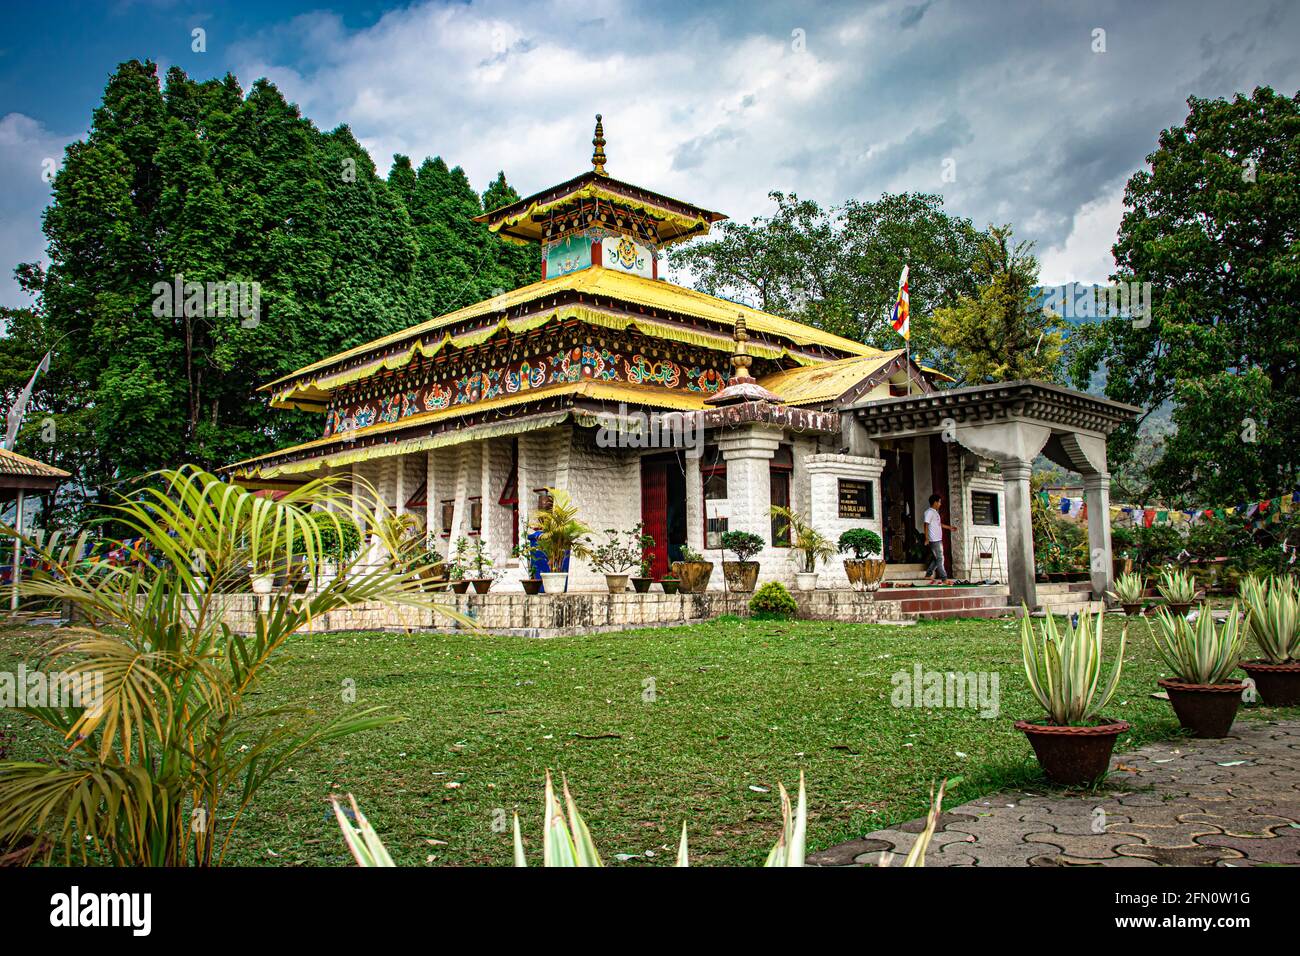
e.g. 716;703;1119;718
947;448;1008;583
565;429;642;591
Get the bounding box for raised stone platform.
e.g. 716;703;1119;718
169;586;918;638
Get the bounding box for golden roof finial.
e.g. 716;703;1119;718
731;314;754;381
591;114;608;176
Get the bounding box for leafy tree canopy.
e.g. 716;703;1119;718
1069;86;1300;505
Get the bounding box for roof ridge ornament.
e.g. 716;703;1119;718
704;312;784;407
592;114;608;176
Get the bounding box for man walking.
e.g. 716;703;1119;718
923;493;957;584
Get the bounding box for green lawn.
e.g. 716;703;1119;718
1;614;1294;866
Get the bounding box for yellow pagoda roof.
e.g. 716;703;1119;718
263;269;880;408
474;116;726;246
229;380;713;478
759;352;903;405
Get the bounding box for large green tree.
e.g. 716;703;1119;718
5;60;533;519
1071;87;1300;505
671;191;983;360
932;225;1066;385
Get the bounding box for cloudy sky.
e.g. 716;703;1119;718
2;0;1298;308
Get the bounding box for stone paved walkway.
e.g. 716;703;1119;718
808;719;1300;867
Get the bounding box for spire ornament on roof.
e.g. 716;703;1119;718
591;114;608;176
704;313;784;406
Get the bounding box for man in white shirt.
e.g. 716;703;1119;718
923;493;957;583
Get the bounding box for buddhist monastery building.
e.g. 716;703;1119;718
228;117;1137;616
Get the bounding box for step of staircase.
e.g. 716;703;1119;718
883;563;929;581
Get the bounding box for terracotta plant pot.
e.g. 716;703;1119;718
722;561;760;592
1158;679;1243;738
794;571;818;591
1165;602;1192;616
1014;718;1130;786
844;558;886;592
671;561;714;594
450;580;470;594
1238;660;1300;706
540;571;568;594
470;578;492;594
631;577;652;594
604;573;629;594
521;579;542;595
659;578;680;594
1122;603;1144;617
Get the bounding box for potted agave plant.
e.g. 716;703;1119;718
1150;603;1246;737
1108;571;1147;617
1156;567;1199;616
720;530;764;593
529;488;591;595
838;528;885;592
1238;574;1300;705
1016;611;1129;786
671;544;714;594
771;506;834;591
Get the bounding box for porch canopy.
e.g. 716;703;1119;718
1;447;70;612
847;381;1139;610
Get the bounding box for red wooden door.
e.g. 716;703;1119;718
640;459;669;579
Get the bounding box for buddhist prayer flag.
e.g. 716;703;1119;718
891;265;910;341
3;351;50;450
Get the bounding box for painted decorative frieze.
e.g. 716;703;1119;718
322;343;731;438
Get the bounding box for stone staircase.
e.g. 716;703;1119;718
878;564;1102;621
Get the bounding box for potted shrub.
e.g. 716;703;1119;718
749;581;798;620
448;537;471;594
467;537;494;594
671;543;713;594
1238;574;1300;705
591;526;639;593
529;488;591;595
631;553;654;593
770;506;834;591
838;528;885;592
631;526;656;593
659;575;680;595
1108;571;1146;617
1015;611;1129;786
512;541;542;595
1149;604;1246;737
1156;567;1198;616
720;529;764;593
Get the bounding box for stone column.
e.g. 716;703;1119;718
425;451;436;541
1084;471;1114;602
1001;457;1038;611
717;424;783;544
685;453;703;553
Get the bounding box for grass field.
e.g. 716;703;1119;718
2;613;1294;866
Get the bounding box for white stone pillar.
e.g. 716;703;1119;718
480;440;493;559
1001;457;1037;611
10;489;23;612
717;424;783;542
1084;471;1114;602
804;454;887;587
685;453;703;553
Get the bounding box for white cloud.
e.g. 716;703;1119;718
0;113;69;308
1038;183;1126;285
